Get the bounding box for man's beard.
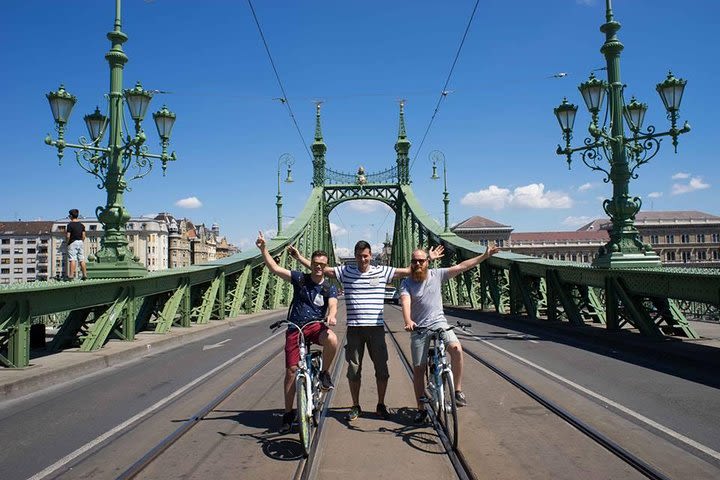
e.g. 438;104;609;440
411;266;428;282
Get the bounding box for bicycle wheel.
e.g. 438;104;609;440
440;371;458;450
296;376;311;457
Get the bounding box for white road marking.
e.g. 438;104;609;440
473;334;720;461
202;338;231;351
27;330;283;480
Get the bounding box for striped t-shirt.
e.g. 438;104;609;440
334;264;396;327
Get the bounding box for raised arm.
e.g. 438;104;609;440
393;244;446;279
287;245;336;278
256;231;291;281
446;245;500;279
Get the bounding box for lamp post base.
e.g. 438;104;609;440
592;250;662;269
86;257;148;279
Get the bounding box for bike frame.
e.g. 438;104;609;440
427;329;453;414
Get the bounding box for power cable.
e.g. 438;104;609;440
247;0;312;160
410;0;480;172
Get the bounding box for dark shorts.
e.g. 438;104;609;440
285;322;328;369
345;326;389;381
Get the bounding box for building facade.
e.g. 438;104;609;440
452;211;720;267
0;221;54;284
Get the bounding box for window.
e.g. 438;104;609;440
58;226;66;232
13;267;23;274
41;239;48;244
665;235;674;244
712;233;720;243
713;251;719;260
27;248;36;254
14;248;23;255
650;235;659;244
681;251;691;263
0;268;8;274
681;234;690;244
0;259;8;264
89;225;97;231
1;239;9;244
698;251;707;260
13;258;23;264
27;258;35;264
1;249;9;255
571;254;577;261
697;234;705;243
666;251;676;261
26;267;35;274
27;239;36;244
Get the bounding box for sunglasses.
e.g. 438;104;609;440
411;258;427;264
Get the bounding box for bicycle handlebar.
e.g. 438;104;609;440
413;321;472;334
269;319;326;331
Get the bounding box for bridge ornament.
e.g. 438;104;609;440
554;0;689;269
44;0;177;279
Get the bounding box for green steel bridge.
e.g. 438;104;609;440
1;103;718;369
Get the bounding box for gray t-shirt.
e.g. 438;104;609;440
399;268;450;329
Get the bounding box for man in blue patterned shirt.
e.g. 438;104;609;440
257;232;338;433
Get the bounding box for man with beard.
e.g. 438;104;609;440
400;245;500;423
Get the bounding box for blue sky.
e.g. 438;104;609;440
2;0;718;255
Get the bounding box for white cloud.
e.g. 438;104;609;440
671;177;710;195
347;200;390;213
175;196;203;209
461;183;572;210
672;172;690;180
460;185;511;210
578;183;593;192
330;222;347;237
562;215;594;227
647;192;663;199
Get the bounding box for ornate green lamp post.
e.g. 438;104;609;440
45;0;177;278
554;0;689;269
430;150;450;233
276;153;295;237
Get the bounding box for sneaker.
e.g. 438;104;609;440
279;410;295;433
319;370;334;391
345;405;362;421
454;390;467;407
376;403;390;419
413;409;428;424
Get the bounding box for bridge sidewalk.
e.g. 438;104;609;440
0;310;282;402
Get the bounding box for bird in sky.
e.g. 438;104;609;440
548;72;569;79
273;97;287;104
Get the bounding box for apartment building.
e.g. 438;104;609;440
0;221;54;284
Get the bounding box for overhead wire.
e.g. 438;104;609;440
247;0;312;161
409;0;480;172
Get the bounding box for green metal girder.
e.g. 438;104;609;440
227;266;251;317
606;277;663;337
252;265;271;314
155;283;189;333
195;274;222;324
80;293;130;351
547;270;585;326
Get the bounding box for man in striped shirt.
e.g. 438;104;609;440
291;240;442;421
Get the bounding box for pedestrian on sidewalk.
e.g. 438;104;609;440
256;231;339;433
400;244;500;423
65;208;87;280
291;240;442;422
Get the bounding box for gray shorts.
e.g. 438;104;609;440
68;240;85;262
410;326;459;367
345;326;389;381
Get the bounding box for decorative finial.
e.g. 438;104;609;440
397;99;407;140
314;100;324;142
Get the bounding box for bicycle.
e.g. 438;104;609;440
417;321;471;451
269;319;326;457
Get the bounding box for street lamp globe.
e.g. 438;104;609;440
47;84;76;125
623;96;648;133
153;105;176;140
83;106;107;143
124;81;153;123
578;72;607;115
553;98;578;133
656;71;687;113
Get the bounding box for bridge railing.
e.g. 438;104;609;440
0;189;330;368
397;185;720;340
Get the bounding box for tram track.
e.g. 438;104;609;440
385;312;676;480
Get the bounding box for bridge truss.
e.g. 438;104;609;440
1;105;718;367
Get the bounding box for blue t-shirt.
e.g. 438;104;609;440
287;271;338;328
